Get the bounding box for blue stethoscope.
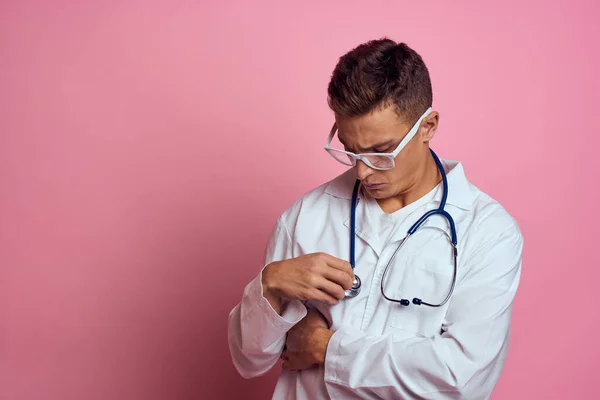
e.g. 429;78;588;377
344;149;458;307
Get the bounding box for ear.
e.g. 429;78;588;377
421;111;439;143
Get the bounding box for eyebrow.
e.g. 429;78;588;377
338;137;396;153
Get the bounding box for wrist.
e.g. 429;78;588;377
261;263;282;314
261;262;280;298
312;327;334;366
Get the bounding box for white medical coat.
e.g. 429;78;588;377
228;159;523;399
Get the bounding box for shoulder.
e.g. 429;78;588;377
469;183;522;240
443;158;522;245
461;182;524;269
441;157;523;268
277;168;355;228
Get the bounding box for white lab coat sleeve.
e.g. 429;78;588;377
227;215;307;379
324;221;524;399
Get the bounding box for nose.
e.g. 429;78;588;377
355;160;374;181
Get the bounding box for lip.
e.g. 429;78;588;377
363;183;384;189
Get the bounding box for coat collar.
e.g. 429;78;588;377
324;158;474;256
324;158;474;211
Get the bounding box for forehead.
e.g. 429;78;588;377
335;106;409;150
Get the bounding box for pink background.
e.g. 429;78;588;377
1;1;598;399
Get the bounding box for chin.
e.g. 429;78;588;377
365;187;389;198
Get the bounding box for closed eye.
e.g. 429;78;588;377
338;136;395;154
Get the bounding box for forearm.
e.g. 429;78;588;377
227;303;286;378
323;321;509;399
227;271;307;378
324;329;460;399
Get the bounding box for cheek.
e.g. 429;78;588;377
384;166;405;182
391;146;421;177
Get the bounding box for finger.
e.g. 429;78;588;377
321;254;354;276
282;357;298;371
305;308;329;327
315;277;346;300
305;307;324;320
310;288;340;306
321;267;354;290
280;351;289;361
306;307;324;318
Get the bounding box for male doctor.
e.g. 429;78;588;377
227;38;523;399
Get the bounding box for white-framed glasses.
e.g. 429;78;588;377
324;107;433;170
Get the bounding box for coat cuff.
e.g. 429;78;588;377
323;325;362;388
242;268;307;350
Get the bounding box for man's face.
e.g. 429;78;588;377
334;106;439;201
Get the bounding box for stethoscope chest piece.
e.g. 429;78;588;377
344;275;361;298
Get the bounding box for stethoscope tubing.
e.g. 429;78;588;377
345;149;458;306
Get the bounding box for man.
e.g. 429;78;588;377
227;38;523;399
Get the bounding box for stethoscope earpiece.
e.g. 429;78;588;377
400;299;423;306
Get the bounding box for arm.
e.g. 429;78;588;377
323;222;524;399
227;216;307;379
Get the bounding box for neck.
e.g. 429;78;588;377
377;152;441;214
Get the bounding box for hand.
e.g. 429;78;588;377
262;253;354;312
281;308;334;371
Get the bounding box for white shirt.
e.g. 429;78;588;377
227;159;523;399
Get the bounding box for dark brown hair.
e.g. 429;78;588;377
327;38;433;124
